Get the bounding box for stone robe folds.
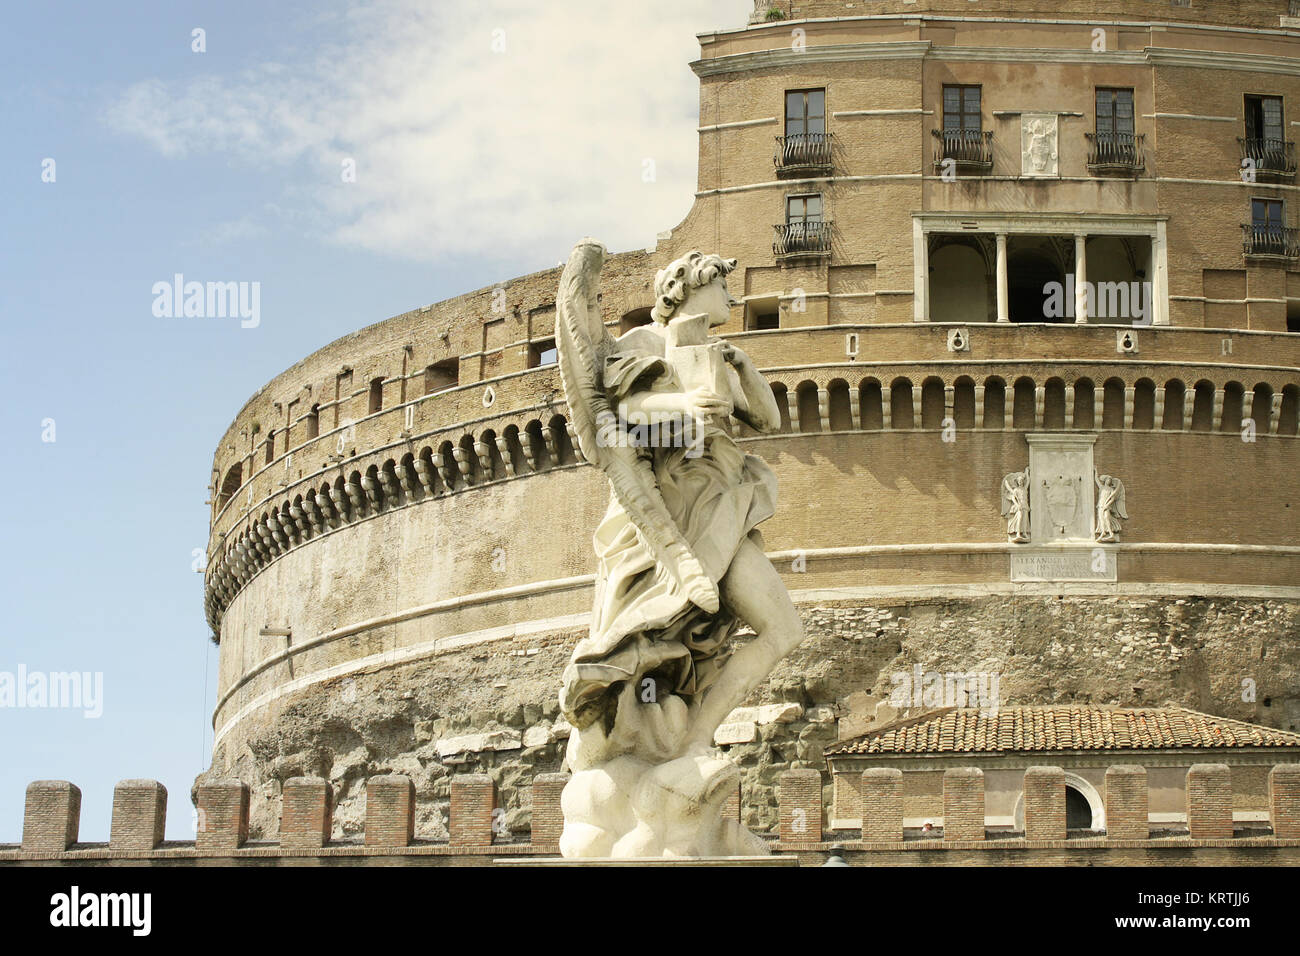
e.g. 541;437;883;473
559;331;777;731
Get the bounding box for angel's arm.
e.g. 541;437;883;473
720;343;780;433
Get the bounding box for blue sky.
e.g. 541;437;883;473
0;0;750;840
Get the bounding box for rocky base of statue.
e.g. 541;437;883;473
558;684;768;858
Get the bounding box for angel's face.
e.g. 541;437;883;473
681;278;740;328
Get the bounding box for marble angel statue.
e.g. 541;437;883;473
1094;473;1127;542
553;238;805;858
1000;469;1030;543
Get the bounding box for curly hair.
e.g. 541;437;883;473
650;250;738;324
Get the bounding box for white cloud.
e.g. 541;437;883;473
104;0;754;263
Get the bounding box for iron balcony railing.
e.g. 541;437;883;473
774;132;834;176
773;220;833;258
931;128;994;171
1238;137;1297;181
1085;131;1145;173
1291;0;1300;17
1242;223;1300;258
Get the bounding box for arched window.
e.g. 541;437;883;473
1161;380;1185;430
307;404;320;439
921;377;945;429
859;379;883;430
216;463;242;510
265;429;275;465
827;380;853;431
983;377;1006;429
890;378;914;429
796;381;821;433
1133;379;1156;430
953;377;976;429
1012;378;1035;429
1073;379;1096;430
1043;378;1067;429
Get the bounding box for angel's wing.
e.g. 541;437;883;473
555;238;720;614
1114;479;1128;519
999;478;1013;517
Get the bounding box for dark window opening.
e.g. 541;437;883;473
1246;94;1284;143
529;338;557;368
368;377;384;413
424;359;459;394
786;194;823;226
942;85;982;134
1065;787;1093;830
306;404;320;439
1096;88;1135;137
785;88;825;138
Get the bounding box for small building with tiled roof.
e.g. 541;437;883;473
824;705;1300;834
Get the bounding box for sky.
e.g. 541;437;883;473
0;0;753;841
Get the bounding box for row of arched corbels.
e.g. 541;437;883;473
205;367;1300;636
762;372;1300;436
203;413;581;636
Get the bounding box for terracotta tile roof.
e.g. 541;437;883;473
825;706;1300;756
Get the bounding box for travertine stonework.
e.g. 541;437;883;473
200;1;1300;837
202;595;1300;839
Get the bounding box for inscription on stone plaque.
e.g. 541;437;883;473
1005;434;1122;583
1011;547;1116;583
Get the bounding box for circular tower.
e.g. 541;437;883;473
203;0;1300;837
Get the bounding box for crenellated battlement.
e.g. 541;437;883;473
7;764;1299;865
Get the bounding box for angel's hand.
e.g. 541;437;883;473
687;387;733;419
719;343;751;370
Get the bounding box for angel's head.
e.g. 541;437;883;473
651;251;739;328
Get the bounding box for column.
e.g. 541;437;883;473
861;769;904;842
1186;764;1233;839
196;779;250;854
110;779;167;852
1152;222;1170;326
943;768;986;842
1074;234;1088;324
365;774;416;848
22;781;81;853
778;769;823;844
1270;765;1300;839
449;774;496;848
282;777;333;850
530;773;569;854
1106;765;1149;840
996;232;1009;323
1023;767;1066;841
913;218;928;322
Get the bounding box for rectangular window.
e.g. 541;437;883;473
942;85;982;134
785;194;823;225
785;89;825;137
529;338;557;368
424;359;459;394
1246;95;1284;143
1095;88;1135;137
1252;198;1284;232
